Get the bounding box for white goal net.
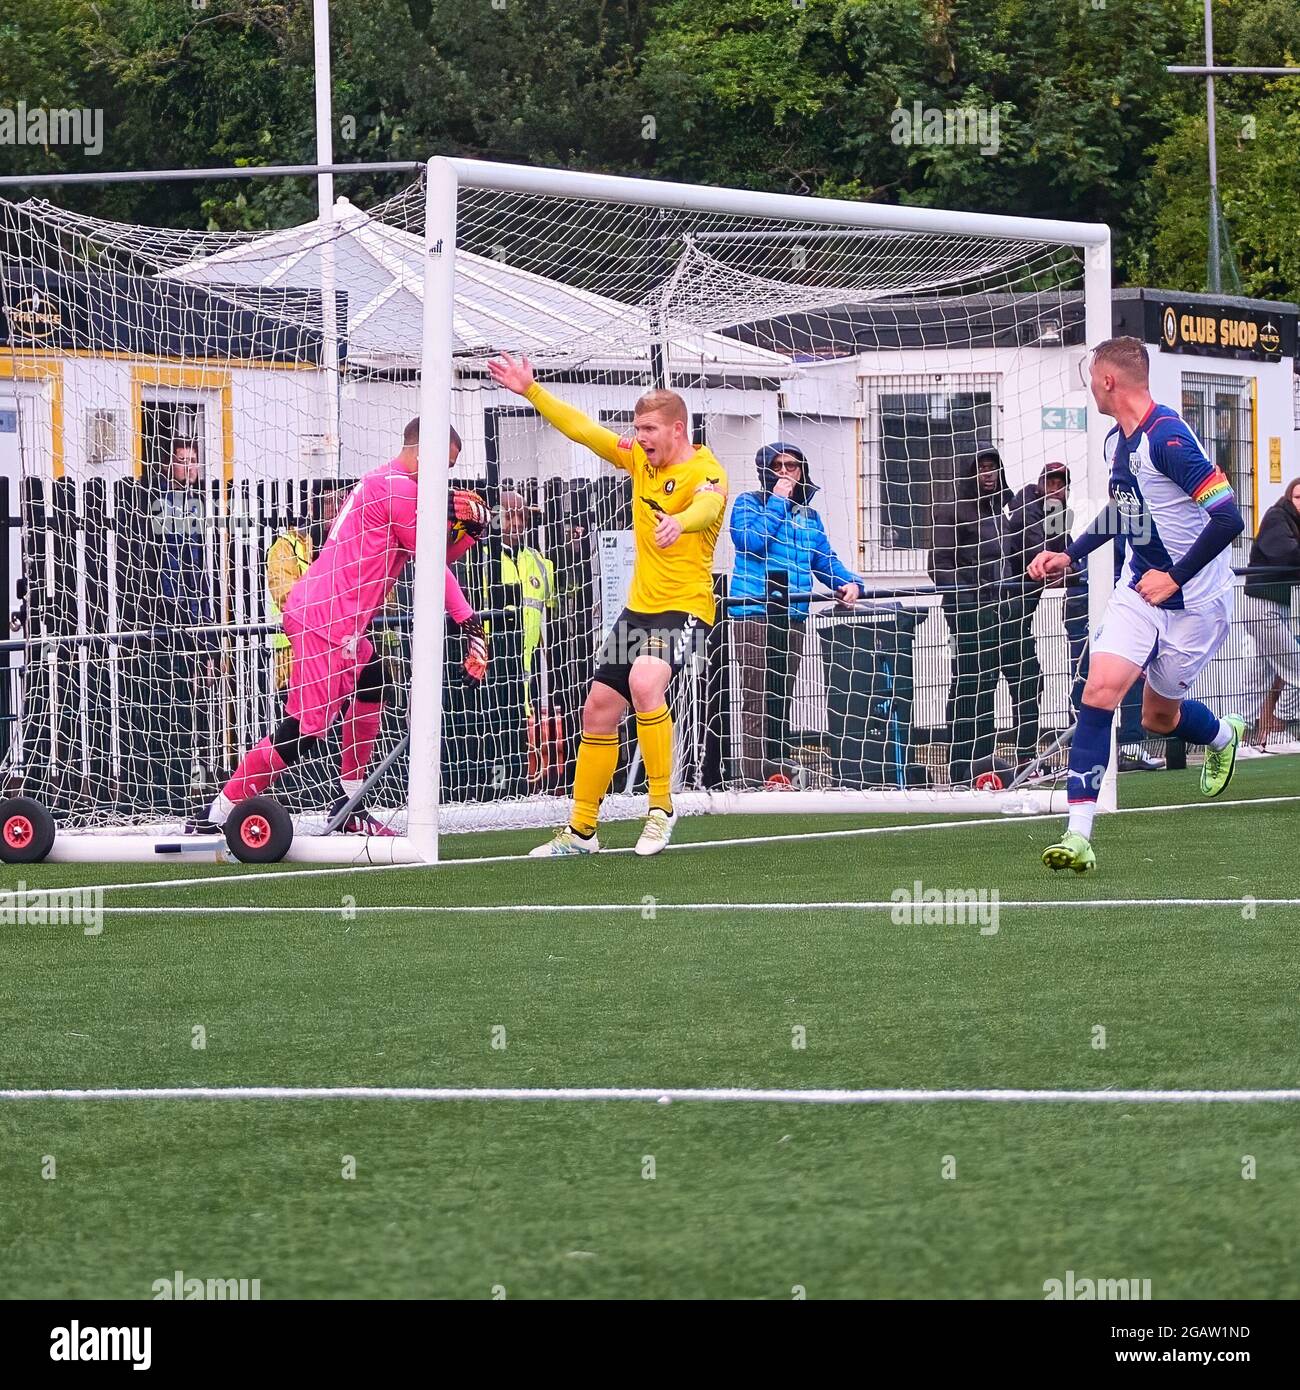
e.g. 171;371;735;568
0;159;1111;859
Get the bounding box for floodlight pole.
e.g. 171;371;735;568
313;0;335;223
314;0;341;474
1202;1;1221;292
1166;1;1300;294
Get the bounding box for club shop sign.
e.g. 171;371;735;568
1157;301;1289;362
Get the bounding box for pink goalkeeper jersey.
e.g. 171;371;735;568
284;458;474;646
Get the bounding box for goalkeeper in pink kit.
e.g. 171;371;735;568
198;417;488;834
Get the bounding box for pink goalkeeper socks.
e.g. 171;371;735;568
222;737;289;802
340;700;383;785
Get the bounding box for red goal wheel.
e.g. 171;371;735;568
0;796;57;864
970;755;1016;792
224;796;293;864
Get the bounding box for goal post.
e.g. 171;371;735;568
408;156;1116;863
406;157;459;863
0;156;1114;865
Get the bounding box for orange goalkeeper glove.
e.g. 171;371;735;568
461;613;489;684
449;489;491;540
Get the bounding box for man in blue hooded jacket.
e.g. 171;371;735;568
728;442;862;785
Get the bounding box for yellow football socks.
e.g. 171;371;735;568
570;732;619;836
635;704;674;816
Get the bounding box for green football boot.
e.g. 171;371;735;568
1199;714;1246;798
1041;830;1097;874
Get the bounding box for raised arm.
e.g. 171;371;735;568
444;565;475;626
488;351;629;471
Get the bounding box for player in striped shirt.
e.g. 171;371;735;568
197;417;489;835
1029;336;1246;872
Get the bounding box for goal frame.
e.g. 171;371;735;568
0;156;1114;864
407;156;1116;865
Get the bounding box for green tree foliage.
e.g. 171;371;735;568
0;0;1296;300
640;0;1197;286
1147;0;1300;298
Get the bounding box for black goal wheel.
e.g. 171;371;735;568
0;796;57;863
225;797;294;864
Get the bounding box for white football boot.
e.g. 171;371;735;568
529;825;601;858
634;808;677;857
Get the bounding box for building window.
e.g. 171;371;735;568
141;399;206;484
861;375;998;573
1181;372;1254;556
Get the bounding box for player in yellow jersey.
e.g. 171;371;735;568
487;351;728;856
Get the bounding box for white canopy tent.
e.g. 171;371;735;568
160;196;795;380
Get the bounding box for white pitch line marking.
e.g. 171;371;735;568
28;791;1300;901
63;896;1300;915
2;1086;1299;1104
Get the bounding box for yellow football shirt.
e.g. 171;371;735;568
524;383;728;624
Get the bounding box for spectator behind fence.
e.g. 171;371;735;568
499;490;557;707
498;491;560;788
266;484;347;691
142;439;216;811
997;461;1071;772
1242;475;1300;749
928;447;1010;785
728;442;862;786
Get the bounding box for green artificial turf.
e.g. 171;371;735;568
1;759;1297;1298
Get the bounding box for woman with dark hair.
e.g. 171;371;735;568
1242;476;1300;749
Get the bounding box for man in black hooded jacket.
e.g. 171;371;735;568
996;462;1072;770
1243;476;1300;748
928;447;1011;783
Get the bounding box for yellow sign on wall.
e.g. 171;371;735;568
1269;437;1282;483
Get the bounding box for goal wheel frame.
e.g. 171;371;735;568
0;796;57;864
225;797;294;864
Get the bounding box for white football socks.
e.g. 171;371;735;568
207;791;234;827
1209;720;1234;751
1067;801;1098;841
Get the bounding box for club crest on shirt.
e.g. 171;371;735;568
664;479;675;494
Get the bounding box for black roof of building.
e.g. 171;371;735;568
0;264;341;365
726;287;1299;361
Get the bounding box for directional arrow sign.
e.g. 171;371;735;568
1042;407;1087;430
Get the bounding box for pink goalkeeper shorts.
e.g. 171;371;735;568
283;611;374;738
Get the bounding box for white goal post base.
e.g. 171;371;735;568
684;788;1068;817
41;830;427;865
436;786;1070;834
36;786;1068;862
